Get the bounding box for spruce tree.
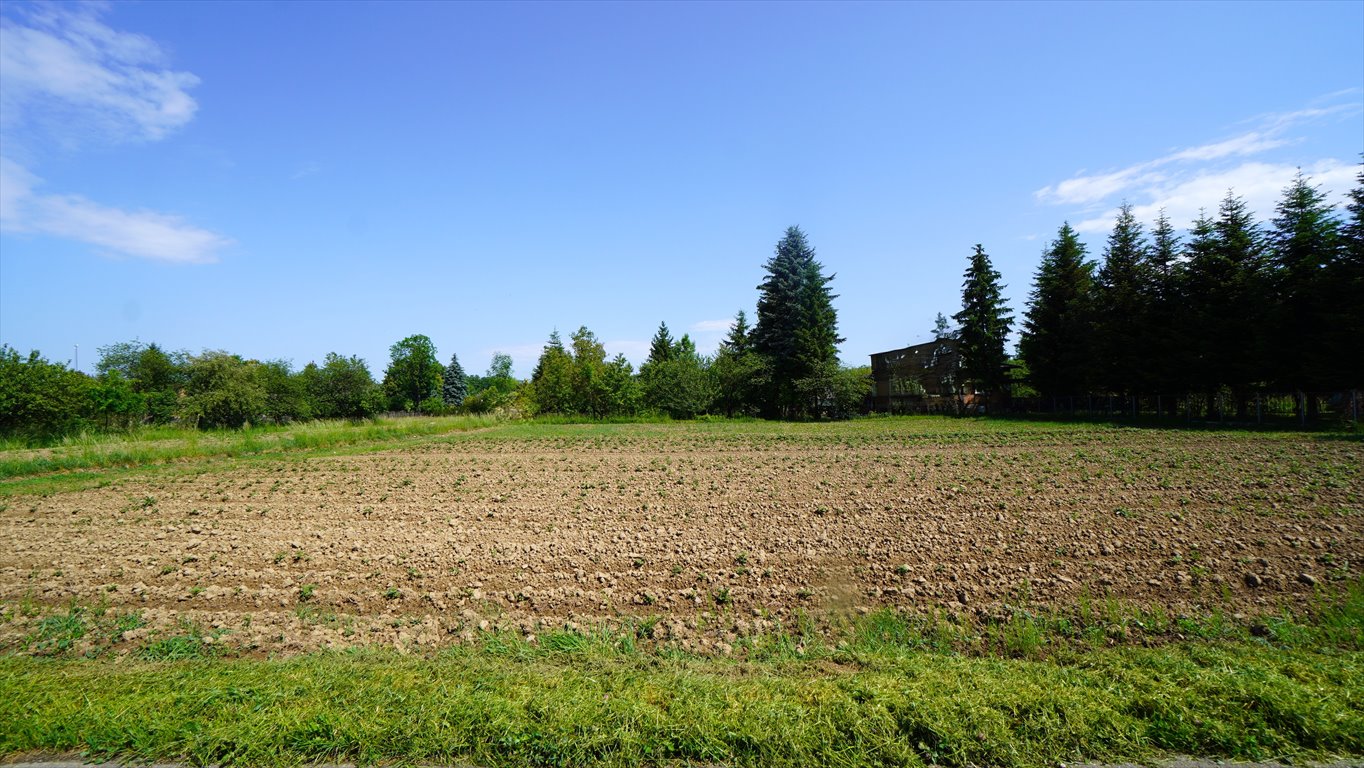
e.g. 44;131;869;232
931;312;957;340
1213;193;1268;417
1019;223;1096;403
1181;211;1222;414
720;310;752;356
1268;172;1339;394
646;322;675;366
1333;165;1364;388
1179;195;1266;418
441;353;467;407
1146;209;1186;408
1094;204;1151;396
752;226;842;417
952;244;1013;398
710;310;760;417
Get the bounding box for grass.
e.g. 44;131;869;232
4;585;1363;767
0;414;503;494
3;629;1360;767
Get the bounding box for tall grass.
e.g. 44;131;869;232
5;584;1362;767
3;635;1360;767
0;414;501;481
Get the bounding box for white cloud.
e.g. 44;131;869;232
0;156;37;225
1037;98;1361;233
690;318;733;333
1034;101;1358;209
0;3;199;143
0;5;226;264
1073;159;1358;234
1;157;230;263
1165;131;1288;163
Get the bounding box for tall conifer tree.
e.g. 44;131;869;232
441;352;467;407
1334;166;1364;388
952;244;1012;397
1020;223;1095;403
646;322;675;366
1094;204;1151;395
1268;172;1339;395
752;226;842;417
1146;209;1186;408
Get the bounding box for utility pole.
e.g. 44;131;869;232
74;344;79;372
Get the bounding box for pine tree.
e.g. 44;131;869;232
1181;210;1222;414
441;353;467;407
711;310;760;417
1019;223;1096;403
1179;195;1267;418
931;312;957;341
1268;172;1339;395
646;322;675;366
752;226;842;417
1145;209;1186;409
1332;165;1364;388
720;310;752;356
1214;193;1268;417
952;244;1012;398
1094;204;1151;396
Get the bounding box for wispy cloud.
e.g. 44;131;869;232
0;2;199;144
290;162;322;181
1;158;231;263
1035;100;1361;230
1073;158;1358;234
0;3;225;263
690;318;733;333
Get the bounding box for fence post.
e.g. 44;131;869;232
1256;393;1261;425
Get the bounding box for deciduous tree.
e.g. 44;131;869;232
382;334;441;412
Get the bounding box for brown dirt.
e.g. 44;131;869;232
1;424;1360;655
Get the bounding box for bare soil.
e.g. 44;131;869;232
2;423;1359;655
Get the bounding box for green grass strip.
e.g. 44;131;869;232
4;641;1361;768
0;414;503;480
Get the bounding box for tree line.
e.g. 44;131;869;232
1008;169;1363;418
4;168;1360;442
0;226;863;442
929;168;1362;420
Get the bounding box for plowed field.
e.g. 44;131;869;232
2;420;1360;655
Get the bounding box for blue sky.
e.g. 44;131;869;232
2;0;1361;378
